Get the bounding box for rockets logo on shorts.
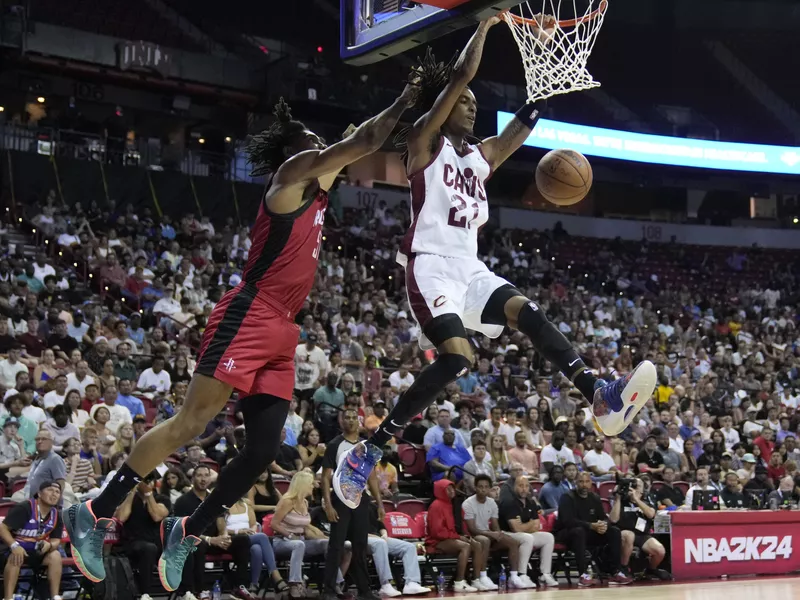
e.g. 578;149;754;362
223;358;236;372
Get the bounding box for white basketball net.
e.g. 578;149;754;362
503;0;608;103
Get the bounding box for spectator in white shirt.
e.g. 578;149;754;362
540;431;576;474
0;346;29;389
721;416;740;450
388;364;415;394
91;386;132;434
153;284;181;319
19;386;46;426
667;422;684;453
480;406;515;448
43;374;69;412
66;361;96;397
57;225;80;248
137;356;172;395
32;253;56;283
583;435;617;482
294;334;328;384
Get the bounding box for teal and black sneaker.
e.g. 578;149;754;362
64;501;112;582
158;516;201;591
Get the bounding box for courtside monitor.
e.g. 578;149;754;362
340;0;523;65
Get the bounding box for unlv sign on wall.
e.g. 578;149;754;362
671;512;800;580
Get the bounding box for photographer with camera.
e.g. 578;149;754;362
608;476;670;581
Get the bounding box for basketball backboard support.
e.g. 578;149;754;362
340;0;524;65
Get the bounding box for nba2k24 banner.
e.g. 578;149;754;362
671;518;800;579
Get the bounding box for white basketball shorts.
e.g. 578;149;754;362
405;253;511;350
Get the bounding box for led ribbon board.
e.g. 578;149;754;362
497;111;800;175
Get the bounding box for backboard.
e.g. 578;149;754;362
340;0;524;65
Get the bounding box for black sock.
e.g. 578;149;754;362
516;302;598;400
368;353;472;448
91;464;143;518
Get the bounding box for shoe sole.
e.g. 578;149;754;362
64;507;104;583
158;518;184;592
333;443;363;510
594;360;656;436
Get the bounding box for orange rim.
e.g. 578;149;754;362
507;0;607;29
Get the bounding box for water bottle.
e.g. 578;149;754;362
498;566;507;593
436;568;445;597
212;580;221;600
216;436;227;453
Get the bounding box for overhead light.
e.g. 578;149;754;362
0;106;4;112
198;138;205;144
36;97;45;103
224;136;232;143
794;217;799;224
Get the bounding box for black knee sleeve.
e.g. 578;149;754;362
481;284;524;326
369;352;471;447
423;313;468;348
517;302;573;353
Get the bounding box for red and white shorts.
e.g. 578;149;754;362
196;287;299;400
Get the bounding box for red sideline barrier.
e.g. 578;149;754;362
670;510;800;580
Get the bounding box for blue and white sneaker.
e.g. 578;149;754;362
333;441;383;509
591;360;656;436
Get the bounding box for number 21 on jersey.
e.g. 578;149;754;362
447;193;480;229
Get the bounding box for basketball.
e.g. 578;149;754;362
535;149;593;206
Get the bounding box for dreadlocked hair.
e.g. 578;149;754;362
393;47;457;160
246;97;307;177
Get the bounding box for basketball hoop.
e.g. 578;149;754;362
504;0;608;103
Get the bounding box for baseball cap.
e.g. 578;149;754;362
742;453;757;463
554;415;569;425
721;451;732;458
374;399;386;406
3;416;19;428
397;311;408;319
133;415;147;424
307;333;318;342
35;480;62;498
506;344;519;352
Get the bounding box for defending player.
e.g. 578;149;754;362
333;16;656;509
64;83;419;591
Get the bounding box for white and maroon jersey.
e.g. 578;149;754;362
397;136;491;266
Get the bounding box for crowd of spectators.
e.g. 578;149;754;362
0;185;796;596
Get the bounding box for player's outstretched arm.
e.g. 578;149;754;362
274;81;419;192
407;17;501;162
479;99;546;171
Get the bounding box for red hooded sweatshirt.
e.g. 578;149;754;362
425;479;460;552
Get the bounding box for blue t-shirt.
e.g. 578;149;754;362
117;394;146;418
456;373;479;394
426;442;471;481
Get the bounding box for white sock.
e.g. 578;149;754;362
510;571;518;577
480;571;487;578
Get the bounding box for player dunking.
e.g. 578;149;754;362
333;15;657;509
64;85;419;591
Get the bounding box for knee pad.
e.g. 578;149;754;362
424;313;468;348
481;284;523;325
517;302;573;352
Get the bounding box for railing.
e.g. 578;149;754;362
0;123;260;183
